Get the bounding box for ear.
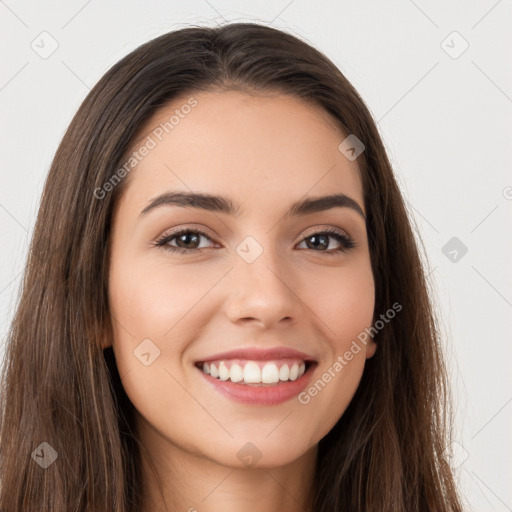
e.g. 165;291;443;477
365;338;377;359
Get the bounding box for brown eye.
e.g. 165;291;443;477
298;229;356;254
154;228;216;254
174;231;201;249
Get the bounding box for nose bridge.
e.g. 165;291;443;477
225;232;301;325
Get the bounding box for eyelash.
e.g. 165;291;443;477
153;227;356;255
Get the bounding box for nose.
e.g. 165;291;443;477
224;250;303;329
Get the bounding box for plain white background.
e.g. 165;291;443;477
1;1;511;510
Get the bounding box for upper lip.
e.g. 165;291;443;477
195;347;317;363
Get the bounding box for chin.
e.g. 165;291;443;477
201;436;314;470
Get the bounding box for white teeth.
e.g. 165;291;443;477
218;362;229;381
230;363;244;382
279;364;290;381
243;361;261;383
261;363;279;384
200;359;310;385
289;363;299;381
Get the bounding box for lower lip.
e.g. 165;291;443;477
196;363;317;405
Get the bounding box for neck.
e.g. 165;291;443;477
136;415;317;512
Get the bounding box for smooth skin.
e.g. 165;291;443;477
105;90;377;512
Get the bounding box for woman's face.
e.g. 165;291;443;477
107;90;376;469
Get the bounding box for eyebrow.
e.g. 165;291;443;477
139;191;366;219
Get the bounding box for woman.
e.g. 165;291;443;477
0;22;464;511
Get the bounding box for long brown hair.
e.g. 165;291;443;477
0;22;463;511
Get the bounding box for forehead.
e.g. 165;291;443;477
119;90;364;216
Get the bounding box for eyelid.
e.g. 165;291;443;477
156;223;352;242
156;224;218;241
300;224;352;240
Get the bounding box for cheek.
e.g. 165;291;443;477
107;255;221;452
108;254;218;342
312;257;375;344
296;259;375;436
107;254;212;400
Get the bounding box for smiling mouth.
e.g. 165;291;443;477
194;359;316;386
